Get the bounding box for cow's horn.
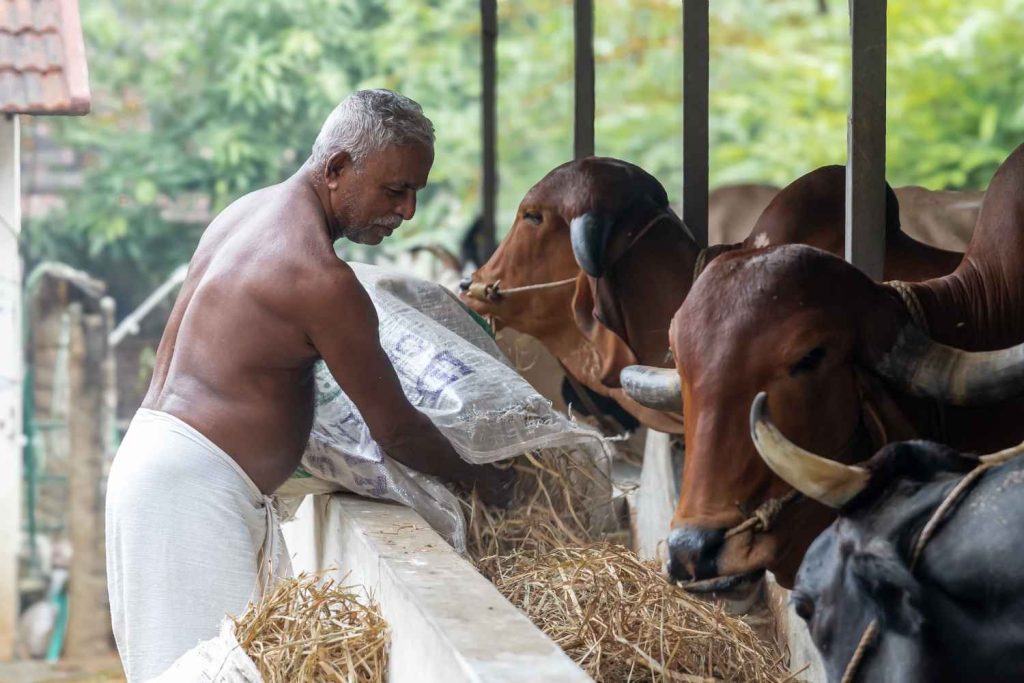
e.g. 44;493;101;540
570;212;615;278
620;365;682;412
749;392;869;509
873;324;1024;406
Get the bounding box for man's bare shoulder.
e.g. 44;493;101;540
291;255;378;332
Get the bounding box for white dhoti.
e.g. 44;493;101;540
105;409;290;682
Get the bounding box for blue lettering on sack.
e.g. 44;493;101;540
354;475;389;497
416;351;473;402
390;333;474;404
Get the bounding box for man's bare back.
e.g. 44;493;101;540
143;143;510;500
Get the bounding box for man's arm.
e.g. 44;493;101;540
301;261;512;500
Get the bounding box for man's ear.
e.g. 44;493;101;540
324;151;352;189
850;539;923;636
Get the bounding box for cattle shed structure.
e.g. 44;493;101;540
475;3;888;681
0;0;90;661
477;0;889;279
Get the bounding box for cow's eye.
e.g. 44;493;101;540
789;346;826;376
792;594;815;622
523;212;542;225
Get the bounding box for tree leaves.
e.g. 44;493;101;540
19;0;1024;311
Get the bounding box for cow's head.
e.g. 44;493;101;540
459;157;670;359
622;244;1024;589
611;164;901;407
753;401;1024;682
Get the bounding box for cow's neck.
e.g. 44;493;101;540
894;245;1024;451
914;231;1024;350
913;150;1024;349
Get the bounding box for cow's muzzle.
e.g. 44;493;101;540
667;525;767;599
666;526;724;582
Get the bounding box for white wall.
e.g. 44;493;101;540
0;114;22;661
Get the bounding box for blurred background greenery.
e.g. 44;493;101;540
19;0;1024;310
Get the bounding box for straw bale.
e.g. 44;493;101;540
233;573;388;683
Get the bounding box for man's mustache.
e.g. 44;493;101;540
374;217;402;230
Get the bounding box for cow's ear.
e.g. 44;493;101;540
850;541;923;636
572;274;638;388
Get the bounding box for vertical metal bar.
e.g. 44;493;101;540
574;0;595;159
846;0;887;280
682;0;709;248
480;0;498;258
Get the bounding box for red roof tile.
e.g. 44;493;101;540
0;0;89;115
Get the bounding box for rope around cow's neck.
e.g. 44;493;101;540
885;279;949;443
885;280;929;334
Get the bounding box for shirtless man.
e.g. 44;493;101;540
105;90;511;682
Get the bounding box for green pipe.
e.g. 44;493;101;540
45;589;68;663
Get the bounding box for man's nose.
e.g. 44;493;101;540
665;526;725;582
397;193;416;221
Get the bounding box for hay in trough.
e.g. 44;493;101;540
233;573;388;683
463;447;619;565
488;543;789;683
462;449;788;682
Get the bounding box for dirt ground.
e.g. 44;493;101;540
0;656;124;683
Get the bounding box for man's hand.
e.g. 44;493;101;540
466;464;517;509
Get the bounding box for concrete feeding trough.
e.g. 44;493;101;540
281;494;592;683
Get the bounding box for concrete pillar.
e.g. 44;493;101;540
634;430;678;561
66;306;113;656
0;114;21;661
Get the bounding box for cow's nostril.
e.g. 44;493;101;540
666;526;726;582
458;276;472;292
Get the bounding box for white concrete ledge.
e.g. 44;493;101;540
283;494;592;683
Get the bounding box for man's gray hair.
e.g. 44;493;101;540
312;89;435;167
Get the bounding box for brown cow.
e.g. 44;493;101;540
459;157;688;434
622;143;1024;590
710;183;982;252
575;165;964;411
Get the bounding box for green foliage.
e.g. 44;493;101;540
20;0;1024;310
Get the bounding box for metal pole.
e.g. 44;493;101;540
480;0;498;259
682;0;709;248
845;0;887;280
574;0;595;159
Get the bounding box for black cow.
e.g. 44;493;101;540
749;392;1024;683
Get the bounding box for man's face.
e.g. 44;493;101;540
326;143;434;245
